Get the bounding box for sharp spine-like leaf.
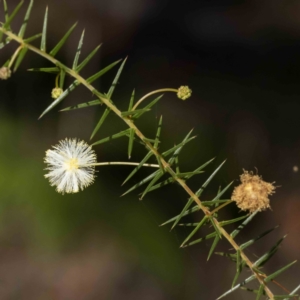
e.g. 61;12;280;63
60;99;100;111
18;0;33;38
75;44;101;72
217;275;256;299
230;211;258;238
264;261;297;282
39;80;80;119
240;226;279;250
28;67;59;73
0;0;24;43
207;235;220;260
180;216;207;247
49;22;77;56
90;58;127;139
40;6;48;51
128;129;135;159
91;129;130;146
13;47;28;71
72;29;85;70
122;152;153;185
121;169;160;197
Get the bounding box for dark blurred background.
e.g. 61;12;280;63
1;0;300;299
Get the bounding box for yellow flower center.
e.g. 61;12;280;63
66;158;79;170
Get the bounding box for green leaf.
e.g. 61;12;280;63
255;284;264;300
24;33;42;43
230;211;258;238
264;261;297;282
154;116;162;149
122;152;153;185
76;44;101;72
90;58;127;140
13;47;28;72
39;80;80;119
28;67;59;73
167;130;193;166
87;59;122;84
140;171;164;200
128;129;135;159
219;215;248;227
162;137;196;157
240;226;279;250
283;284;300;300
49;22;77;57
209;217;221;239
194;160;226;198
40;6;48;51
181;232;217;248
0;0;24;42
18;0;33;38
207;235;220;260
90;108;110;140
134;95;163;118
254;235;287;267
107;57;127;98
180;216;208;247
72;29;85;70
91;129;130;146
232;250;243;288
59;68;66;89
128;89;135;111
217;275;256;300
121;108;150;117
61;99;101;112
121;169;161;197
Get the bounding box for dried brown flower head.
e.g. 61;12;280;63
231;170;276;213
0;67;11;80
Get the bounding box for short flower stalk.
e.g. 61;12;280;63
44;138;159;194
132;86;192;111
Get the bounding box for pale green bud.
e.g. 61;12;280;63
177;86;192;100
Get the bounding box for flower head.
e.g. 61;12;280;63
51;87;63;99
177;86;192;100
0;67;11;80
44;138;97;194
231;170;276;213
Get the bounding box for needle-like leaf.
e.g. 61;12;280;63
40;6;48;51
18;0;33;38
75;44;101;72
49;22;77;57
91;129;130;146
72;29;85;70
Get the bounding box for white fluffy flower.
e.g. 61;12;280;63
44;138;97;194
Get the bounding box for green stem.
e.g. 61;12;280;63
0;26;275;300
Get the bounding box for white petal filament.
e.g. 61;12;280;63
44;138;97;194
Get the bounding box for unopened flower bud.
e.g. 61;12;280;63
51;87;63;99
177;86;192;100
231;170;276;213
0;67;12;80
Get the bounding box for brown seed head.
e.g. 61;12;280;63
231;170;276;213
0;67;11;80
